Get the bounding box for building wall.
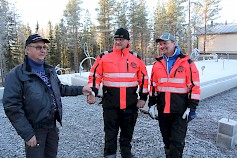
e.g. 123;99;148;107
198;34;237;53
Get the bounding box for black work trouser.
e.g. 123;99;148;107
103;108;138;157
25;127;59;158
158;111;188;158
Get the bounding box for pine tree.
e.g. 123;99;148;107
63;0;83;72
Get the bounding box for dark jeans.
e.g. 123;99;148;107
103;108;138;157
25;127;59;158
158;112;187;158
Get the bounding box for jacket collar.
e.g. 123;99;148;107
113;44;131;56
23;55;53;74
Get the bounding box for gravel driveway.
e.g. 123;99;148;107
0;87;237;158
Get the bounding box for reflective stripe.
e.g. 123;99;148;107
133;52;138;57
89;72;101;78
103;81;138;87
142;88;149;93
191;94;200;100
188;81;200;86
158;87;188;93
103;73;136;78
159;78;186;83
193;81;200;86
103;51;109;55
149;91;157;96
143;76;149;79
152;82;157;86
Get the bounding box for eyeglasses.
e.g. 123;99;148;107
114;38;126;42
28;45;48;51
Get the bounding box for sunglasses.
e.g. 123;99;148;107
28;45;48;51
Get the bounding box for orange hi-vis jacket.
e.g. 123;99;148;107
88;45;149;109
149;53;200;114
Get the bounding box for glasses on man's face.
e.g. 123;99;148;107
28;45;48;51
114;38;126;42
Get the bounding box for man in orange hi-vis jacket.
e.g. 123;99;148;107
87;28;149;158
148;33;200;158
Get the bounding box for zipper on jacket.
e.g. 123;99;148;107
166;57;170;76
127;59;129;72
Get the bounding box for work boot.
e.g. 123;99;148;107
104;154;116;158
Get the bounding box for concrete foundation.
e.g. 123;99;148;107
216;118;237;149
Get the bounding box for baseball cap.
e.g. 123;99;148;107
25;34;50;47
114;28;130;40
156;33;175;43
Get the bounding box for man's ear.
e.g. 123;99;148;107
24;48;28;55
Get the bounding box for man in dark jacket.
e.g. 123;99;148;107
3;34;92;158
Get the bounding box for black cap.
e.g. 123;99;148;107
25;34;50;47
156;32;175;43
114;28;130;40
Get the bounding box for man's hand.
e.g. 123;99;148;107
87;91;96;104
148;104;158;119
82;85;92;95
26;135;37;147
182;108;196;122
136;100;146;108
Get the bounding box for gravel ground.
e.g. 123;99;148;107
0;88;237;158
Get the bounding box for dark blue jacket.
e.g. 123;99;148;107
3;57;83;142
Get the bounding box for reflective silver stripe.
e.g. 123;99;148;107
142;88;149;93
133;52;138;57
188;81;200;87
152;82;157;86
103;51;109;55
149;91;158;96
143;76;149;79
159;78;186;83
193;81;200;86
89;72;101;78
158;87;188;93
159;78;168;82
191;94;200;100
103;73;136;78
103;81;138;87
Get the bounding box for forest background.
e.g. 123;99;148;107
0;0;224;84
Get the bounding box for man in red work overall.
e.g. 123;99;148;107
87;28;149;158
148;32;200;158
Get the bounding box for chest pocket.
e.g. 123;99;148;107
102;60;118;72
173;65;187;78
22;77;47;101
